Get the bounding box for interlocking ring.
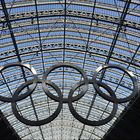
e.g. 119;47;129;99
0;63;37;102
68;79;118;126
93;64;139;103
11;79;63;126
42;63;88;103
0;62;138;126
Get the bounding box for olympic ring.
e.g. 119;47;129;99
0;63;37;102
11;79;63;126
0;62;138;126
68;79;118;126
92;64;139;103
42;63;88;103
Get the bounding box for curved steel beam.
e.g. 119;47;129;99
0;9;139;30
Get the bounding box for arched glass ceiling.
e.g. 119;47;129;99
0;0;140;139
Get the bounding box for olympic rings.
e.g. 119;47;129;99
92;64;139;103
0;63;37;102
11;79;63;126
0;62;138;126
68;79;118;126
42;63;88;103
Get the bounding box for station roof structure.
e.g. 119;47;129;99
0;0;140;139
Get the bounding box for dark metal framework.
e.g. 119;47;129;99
0;0;140;139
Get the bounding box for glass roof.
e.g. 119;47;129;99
0;0;140;139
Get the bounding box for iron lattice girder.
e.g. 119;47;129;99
1;1;139;18
0;42;139;70
0;9;139;30
1;19;139;39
